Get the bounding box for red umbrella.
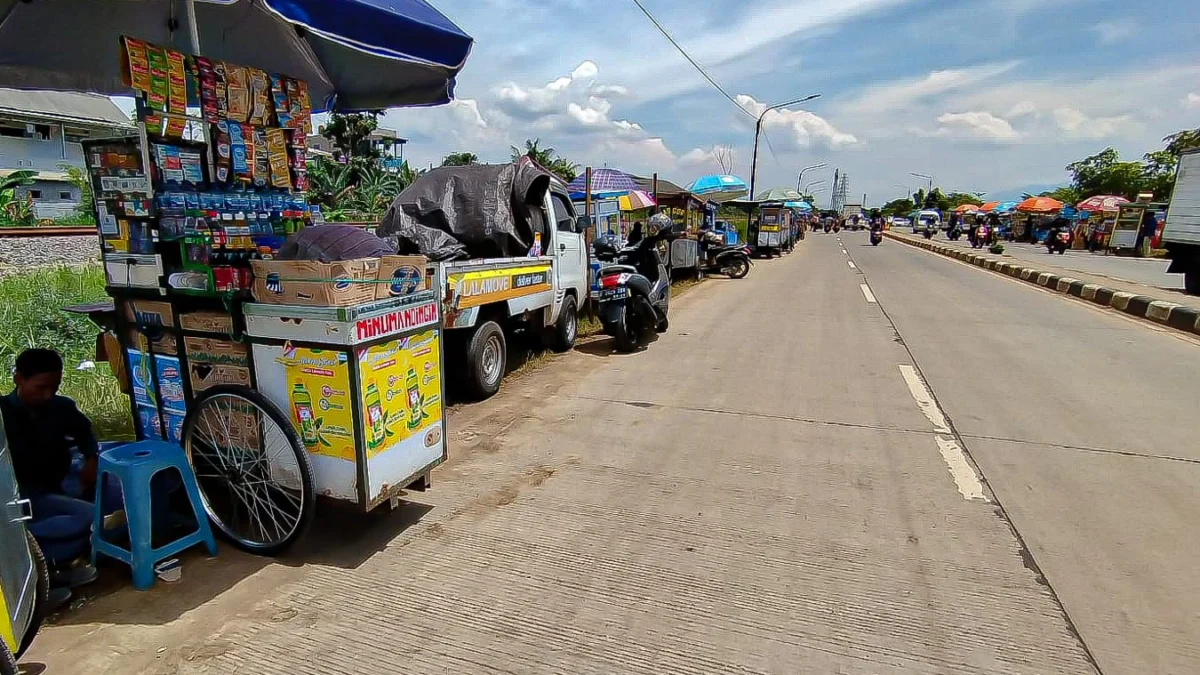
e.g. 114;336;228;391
1076;195;1129;212
1016;196;1064;213
978;201;1001;213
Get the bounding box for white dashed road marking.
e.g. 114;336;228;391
898;364;988;502
859;283;876;303
848;261;856;269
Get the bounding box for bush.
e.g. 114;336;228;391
0;264;133;439
989;242;1005;254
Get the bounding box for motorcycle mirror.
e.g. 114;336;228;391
575;215;593;234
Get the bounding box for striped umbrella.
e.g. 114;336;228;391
1076;195;1129;213
618;190;657;211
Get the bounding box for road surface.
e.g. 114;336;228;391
28;232;1199;674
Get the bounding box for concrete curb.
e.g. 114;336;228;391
884;232;1200;337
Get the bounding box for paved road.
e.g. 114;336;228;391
928;230;1185;292
29;232;1198;674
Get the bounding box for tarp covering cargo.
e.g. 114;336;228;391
378;161;551;260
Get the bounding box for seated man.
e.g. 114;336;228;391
1;348;100;593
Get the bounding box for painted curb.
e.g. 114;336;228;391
884;231;1200;337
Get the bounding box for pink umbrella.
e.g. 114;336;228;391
1077;195;1129;212
618;189;657;211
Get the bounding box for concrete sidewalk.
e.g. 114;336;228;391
885;230;1200;336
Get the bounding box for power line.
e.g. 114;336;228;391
628;0;755;120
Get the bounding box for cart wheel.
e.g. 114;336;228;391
0;636;16;675
15;530;48;659
182;385;315;556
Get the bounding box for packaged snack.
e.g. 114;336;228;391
194;57;219;122
180;150;204;185
146;45;170;113
226;65;250;123
163;115;187;139
294;80;312;134
154;144;184;184
166;49;188;114
287;130;307;170
266;129;291;189
270;74;293;128
285;78;303;129
212;121;232;184
228;123;250;182
123;37;152;94
143;113;164;135
253;128;269;187
249;69;272;126
213;62;229;120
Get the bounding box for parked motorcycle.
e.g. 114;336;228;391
1047;229;1071;255
972;224;990;248
591;215;675;352
700;245;752;279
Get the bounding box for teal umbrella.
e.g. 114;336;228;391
755;187;803;202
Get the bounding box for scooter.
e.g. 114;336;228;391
972;224;989;248
1047;229;1070;254
591;228;674;352
700;245;752;279
947;225;962;241
870;229;883;246
922;226;935;239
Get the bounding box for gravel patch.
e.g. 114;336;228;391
0;235;101;275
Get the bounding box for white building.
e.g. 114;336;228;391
0;88;132;220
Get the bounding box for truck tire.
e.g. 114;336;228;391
1186;267;1200;295
16;530;48;658
465;321;506;399
1;637;16;675
547;295;577;352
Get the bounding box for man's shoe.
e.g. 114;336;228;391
50;561;98;588
46;586;72;612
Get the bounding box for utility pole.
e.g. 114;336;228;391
749;93;821;200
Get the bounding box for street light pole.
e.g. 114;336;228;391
802;179;826;195
910;172;933;194
796;163;827;193
749;93;821;201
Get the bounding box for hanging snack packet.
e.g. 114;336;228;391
166;49;188;114
143;114;164;136
253;128;270;187
180;150;205;185
228;122;250;182
248;69;272;126
226;65;250;123
154;144;185;184
193;57;218;122
287;130;307;171
270;74;293;128
213;61;229;121
122;37;152;95
163;115;187;139
293;80;313;134
146;45;170;113
213;121;232;184
266;129;292;189
285;78;304;129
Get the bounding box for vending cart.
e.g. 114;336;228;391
756;203;791;258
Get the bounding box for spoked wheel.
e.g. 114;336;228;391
182;385;315;556
724;258;750;279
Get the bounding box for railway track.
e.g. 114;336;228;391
0;226;96;237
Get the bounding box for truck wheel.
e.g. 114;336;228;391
466;321;506;398
1;637;17;675
548;295;577;352
16;531;48;658
1186;268;1200;295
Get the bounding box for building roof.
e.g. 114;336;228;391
0;88;131;128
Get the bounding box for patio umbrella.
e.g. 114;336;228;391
1016;196;1064;213
784;201;813;211
953;203;981;213
994;200;1019;214
0;0;474;110
754;187;803;202
1077;195;1129;213
978;201;1001;213
687;174;749;202
567;168;638;195
617;190;656;211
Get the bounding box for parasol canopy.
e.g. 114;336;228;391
978;201;1001;213
993;201;1019;213
618;190;657;211
784;201;813;211
0;0;474;110
1016;196;1064;214
754;187;803;202
567;168;637;196
1076;195;1130;212
953;203;982;213
687;174;749;202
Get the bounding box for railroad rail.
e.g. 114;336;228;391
0;226;97;237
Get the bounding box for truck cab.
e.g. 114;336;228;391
1163;148;1200;294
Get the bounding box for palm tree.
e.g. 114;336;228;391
510;139;579;183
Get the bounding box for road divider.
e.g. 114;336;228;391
885;232;1200;337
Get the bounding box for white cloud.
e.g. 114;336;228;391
570;61;599;80
735;94;859;149
839;61;1020;116
1091;21;1134;44
1051;107;1133;139
591;84;630;98
1186;93;1200;108
1007;101;1038;118
935;111;1019;141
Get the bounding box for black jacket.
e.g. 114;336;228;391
0;391;97;495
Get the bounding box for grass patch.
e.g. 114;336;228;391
0;264;134;440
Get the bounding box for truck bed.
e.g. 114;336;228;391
1164;150;1200;246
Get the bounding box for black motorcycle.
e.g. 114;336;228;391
870;229;883;246
591;227;674;352
1047;228;1071;254
700;244;752;279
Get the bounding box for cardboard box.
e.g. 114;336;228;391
375;255;428;300
251;258;380;306
184;336;249;366
189;363;251;392
179;311;235;335
127;329;178;356
123;299;175;328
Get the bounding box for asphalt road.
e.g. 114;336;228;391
29;232;1197;674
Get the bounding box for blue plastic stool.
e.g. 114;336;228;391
90;440;217;590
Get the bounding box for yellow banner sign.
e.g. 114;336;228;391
357;330;443;458
449;264;553;309
278;346;356;461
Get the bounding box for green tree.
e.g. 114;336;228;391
510;138;579;183
441;152;479;167
1065;147;1145;199
943;192;983;209
59;164;96;223
1162;129;1200;156
881;197;915;218
319;112;382;161
0;169;38;226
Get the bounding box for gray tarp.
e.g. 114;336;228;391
378;161;551;260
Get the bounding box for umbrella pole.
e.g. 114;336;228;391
182;0;202;54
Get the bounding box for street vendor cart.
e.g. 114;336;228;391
756;203;792;257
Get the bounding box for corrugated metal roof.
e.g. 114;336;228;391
0;88;131;128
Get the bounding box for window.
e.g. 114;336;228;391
60;191;73;200
550;193;576;232
28;189;42;199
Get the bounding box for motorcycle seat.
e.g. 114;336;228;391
598;264;638;276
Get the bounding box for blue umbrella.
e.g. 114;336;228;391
687;174;749;202
784;201;813;211
994;200;1019;213
0;0;473;110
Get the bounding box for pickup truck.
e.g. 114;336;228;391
1163;148;1200;294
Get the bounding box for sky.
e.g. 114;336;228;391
373;0;1200;206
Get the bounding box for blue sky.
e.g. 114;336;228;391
379;0;1200;206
